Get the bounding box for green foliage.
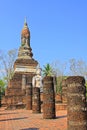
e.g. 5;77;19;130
56;78;62;94
56;76;67;94
42;63;53;76
42;63;68;95
0;79;6;97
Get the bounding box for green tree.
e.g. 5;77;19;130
0;79;6;95
56;76;67;94
0;79;6;107
42;63;53;76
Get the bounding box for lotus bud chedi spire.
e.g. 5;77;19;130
18;19;33;59
21;18;30;38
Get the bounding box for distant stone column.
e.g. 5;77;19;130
22;75;26;89
32;87;41;113
0;86;1;107
5;87;8;96
26;84;32;110
22;75;26;94
53;76;57;93
43;76;56;119
62;79;67;103
66;76;87;130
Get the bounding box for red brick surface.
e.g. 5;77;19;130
0;107;67;130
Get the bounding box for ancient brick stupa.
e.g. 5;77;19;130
5;20;38;109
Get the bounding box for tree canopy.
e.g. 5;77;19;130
42;63;53;76
0;49;18;84
0;79;6;97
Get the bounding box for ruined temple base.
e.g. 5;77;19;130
6;103;26;110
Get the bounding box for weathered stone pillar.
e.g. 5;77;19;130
32;87;41;113
22;75;26;95
5;87;8;96
26;84;32;110
62;79;67;103
0;86;1;107
53;76;57;93
43;76;55;119
22;75;26;90
66;76;87;130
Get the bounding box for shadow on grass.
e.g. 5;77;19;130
0;117;28;122
20;128;39;130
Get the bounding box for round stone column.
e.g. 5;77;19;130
66;76;87;130
32;87;41;113
26;84;32;110
43;76;55;119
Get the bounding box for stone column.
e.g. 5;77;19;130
0;86;1;107
62;79;67;103
22;75;26;89
53;76;57;93
43;76;55;119
32;87;41;113
22;75;26;94
66;76;87;130
26;84;32;110
5;87;8;96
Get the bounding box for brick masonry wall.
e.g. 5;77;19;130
26;84;32;110
43;76;56;119
32;87;41;113
66;76;87;130
4;58;38;109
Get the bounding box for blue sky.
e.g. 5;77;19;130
0;0;87;68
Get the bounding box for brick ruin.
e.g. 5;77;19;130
3;20;68;111
32;87;41;113
66;76;87;130
5;20;38;109
3;20;66;110
43;76;55;119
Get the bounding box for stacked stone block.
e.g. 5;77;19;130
26;84;32;110
66;76;87;130
43;76;55;119
32;87;41;113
